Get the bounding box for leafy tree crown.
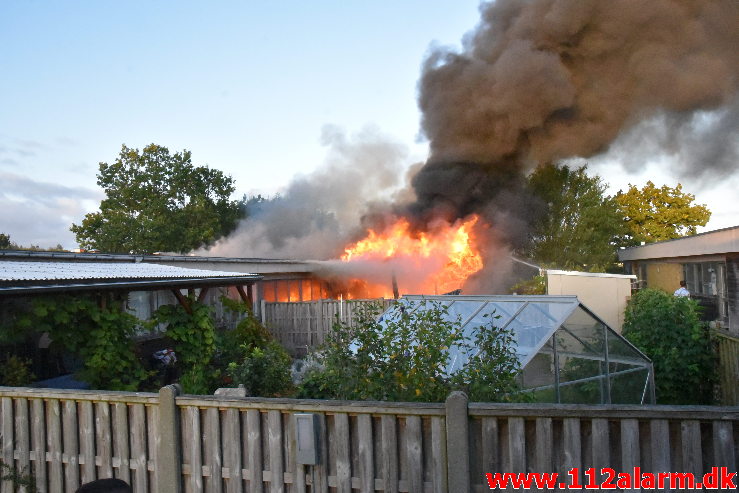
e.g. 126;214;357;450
71;144;242;254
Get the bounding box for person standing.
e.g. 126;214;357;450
674;280;690;297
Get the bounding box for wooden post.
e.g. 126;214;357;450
157;385;182;493
445;392;469;492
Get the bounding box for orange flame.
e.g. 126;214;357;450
340;215;484;297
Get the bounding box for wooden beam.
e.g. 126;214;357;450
236;284;255;313
236;285;251;306
171;289;192;315
197;288;209;303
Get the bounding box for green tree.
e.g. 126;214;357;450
615;181;711;246
71;144;242;254
0;233;11;249
524;164;623;271
622;289;715;405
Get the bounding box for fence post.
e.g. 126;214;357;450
445;391;470;492
157;384;182;493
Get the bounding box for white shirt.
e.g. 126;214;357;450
674;287;690;297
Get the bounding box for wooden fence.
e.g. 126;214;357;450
0;386;737;492
713;329;739;406
261;299;394;355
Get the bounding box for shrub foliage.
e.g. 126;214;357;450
299;301;521;402
622;289;716;405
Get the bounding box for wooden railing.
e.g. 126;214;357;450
260;299;394;355
0;386;737;492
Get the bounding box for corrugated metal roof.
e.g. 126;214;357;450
0;261;257;282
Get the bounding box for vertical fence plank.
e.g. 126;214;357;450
357;415;374;493
405;416;423;493
246;410;263;493
535;418;553;473
313;413;329;493
620;419;640;475
561;418;581;484
47;399;63;492
63;400;80;492
206;407;223;493
286;413;304;493
649;420;670;480
131;404;149;493
224;409;243;493
381;416;398;493
680;420;702;478
95;402;113;480
148;402;161;489
431;417;447;493
507;417;526;474
334;413;351;493
712;420;736;473
114;403;131;485
267;410;285;493
481;417;499;478
14;398;31;486
187;407;203;493
79;401;96;484
31;399;47;493
1;397;14;493
267;411;283;493
591;418;609;486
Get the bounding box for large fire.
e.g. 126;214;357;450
340;215;484;297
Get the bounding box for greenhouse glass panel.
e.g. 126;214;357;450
477;301;526;329
446;300;485;325
507;302;574;365
606;330;649;364
609;367;652;404
520;338;555;392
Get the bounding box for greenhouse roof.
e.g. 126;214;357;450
384;295;580;367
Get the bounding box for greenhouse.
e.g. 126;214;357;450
378;295;655;404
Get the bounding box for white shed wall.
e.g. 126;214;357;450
546;270;636;332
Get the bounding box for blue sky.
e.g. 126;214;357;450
1;1;736;248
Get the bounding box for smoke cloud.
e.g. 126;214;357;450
417;0;739;195
209;0;738;295
206;126;409;259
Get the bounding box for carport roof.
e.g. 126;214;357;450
0;261;261;294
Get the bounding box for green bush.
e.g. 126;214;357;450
227;340;294;397
216;296;271;365
623;288;716;405
0;355;35;387
298;301;521;403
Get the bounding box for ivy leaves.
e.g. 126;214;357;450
152;300;218;394
16;294;149;391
